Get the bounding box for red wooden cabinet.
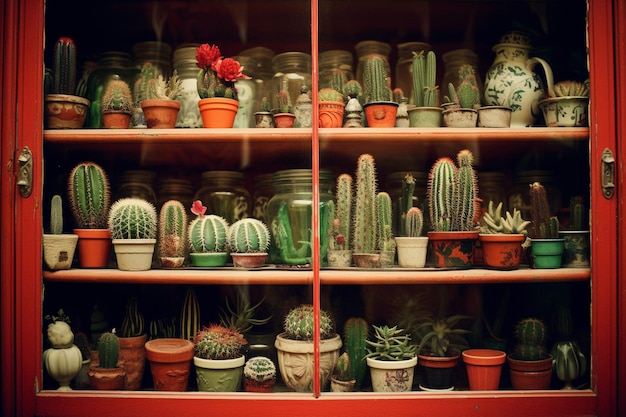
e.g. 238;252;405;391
1;0;622;416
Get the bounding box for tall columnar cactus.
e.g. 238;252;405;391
412;50;438;107
353;154;378;254
134;62;157;107
400;173;416;236
50;194;64;235
108;198;158;240
228;218;271;253
377;192;395;252
405;207;424;237
52;37;77;95
344;80;363;100
452;149;478;231
158;200;188;259
363;55;391;103
98;331;120;368
283;304;333;341
343;317;368;390
194;324;247;360
569;195;586;230
68;161;111;229
329;71;348;98
428;157;456;232
334;173;352;250
514;318;548;360
120;296;145;337
188;214;229;252
529;182;559;238
180;286;201;341
456;64;481;109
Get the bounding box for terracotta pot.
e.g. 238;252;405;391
363;101;398;127
88;367;126;390
141;99;181;128
427;230;479;269
318;101;345;127
189;252;228;267
45;94;90;129
366;357;417;392
530;238;565;269
145;338;194;391
112;239;156;271
42;233;78;270
273;113;296;128
231;253;268;268
118;334;147;390
194;355;245;392
477;106;512;127
462;349;506;390
73;229;111;268
479;233;526;270
198;97;239;128
418;352;460;390
507;355;552;390
407;106;442;127
102;111;132;129
243;376;275;392
352;253;381;268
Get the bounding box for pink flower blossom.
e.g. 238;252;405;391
215;58;250;82
191;200;207;217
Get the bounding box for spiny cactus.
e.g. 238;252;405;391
318;87;343;102
513;318;548;361
108;198;157;240
52;37;77;95
194;324;247;360
456;64;481;109
332;173;352;250
412;50;438;107
452;149;478;231
146;72;182;100
283;304;333;341
344;80;363;100
120;296;145;337
158;200;188;259
353;154;378;254
98;331;119;368
134;62;157;106
529;181;559;238
428;157;455;232
68;161;111;229
228;218;271;253
405;207;424;237
329;71;348;98
277;89;292;113
400;173;416;236
102;79;133;114
188;214;229;252
377;192;395;252
244;356;276;382
363;55;392;103
569;195;586;230
180;286;201;341
343;317;368;389
49;194;64;235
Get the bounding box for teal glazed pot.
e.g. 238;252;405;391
530;238;565;269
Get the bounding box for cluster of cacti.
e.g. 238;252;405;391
405;207;424;237
68;161;111;229
365;324;417;361
97;331;120;368
528;181;559;238
149;317;176;339
102;79;133;114
352;154;378;254
549;80;590;98
399;173;416;236
188;213;229;252
158;200;188;259
283;304;334;341
343;317;368;389
108;198;158;240
480;201;530;234
412;50;438;107
428;149;478;232
329;71;348;98
120;296;145;338
318;87;344;102
194;324;247;360
146;71;182;100
363;55;392;103
455;64;481;109
243;356;276;382
49;194;64;235
569;195;587;230
227;218;271;253
52;37;77;96
513;318;548;360
179;286;201;341
376;192;395;252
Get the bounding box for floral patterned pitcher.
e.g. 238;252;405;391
483;32;554;127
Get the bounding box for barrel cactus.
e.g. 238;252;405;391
67;161;111;229
227;218;270;253
283;304;334;341
513;318;549;361
107;198;157;240
97;331;120;368
194;324;246;360
158;199;188;261
188;200;229;252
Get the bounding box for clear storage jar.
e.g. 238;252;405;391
172;44;203;128
194;171;251;224
395;42;432;104
319;50;354;89
354;40;391;87
270;52;312;113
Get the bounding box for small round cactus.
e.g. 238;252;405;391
283;304;334;341
513;318;548;361
98;331;120;369
243;356;276;383
227;218;270;253
108;198;157;240
188;214;229;252
193;324;247;360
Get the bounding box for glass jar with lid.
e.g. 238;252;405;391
265;169;335;265
172;44;203;128
115;170;157;206
238;46;276;113
232;55;258;128
252;173;274;222
395;42;432;104
354;40;391;87
319;50;354;89
441;48;483;100
194;171;251;224
270;52;312;113
508;170;561;220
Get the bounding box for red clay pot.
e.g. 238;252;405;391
363;101;398;127
102;111;131;128
145;338;194;391
479;233;526;270
462;349;506;390
318;101;345;127
141;99;181;128
73;229;111;268
507;355;553;390
118;334;147;390
88;367;126;390
273;113;296;128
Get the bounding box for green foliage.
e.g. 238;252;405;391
480;201;530;234
134;62;157;106
344;80;363;99
194;324;247;360
52;37;77;95
365;324;417;361
376;192;395;252
277;89;292;113
456;64;481;109
227;218;271;253
179;286;201;341
68;161;111;229
411;50;438;107
529;182;559;238
120;296;145;337
219;292;272;334
283;304;333;341
49;194;64;234
108;198;157;240
333;351;352;381
101;79;133;114
331;174;352;251
343;317;368;388
353;154;378;253
513;318;549;360
98;331;119;368
158;200;188;259
363;55;392;103
415;314;472;357
188;214;229;252
399;173;415;236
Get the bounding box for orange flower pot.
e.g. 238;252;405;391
141;99;181;128
273;113;296;128
198;97;239;128
145;338;194;391
102;111;131;129
462;349;506;390
363;101;398;127
479;233;526;270
73;229;111;268
319;101;345;128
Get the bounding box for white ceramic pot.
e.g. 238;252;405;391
112;239;156;271
42;233;78;270
395;237;428;268
366;356;418;392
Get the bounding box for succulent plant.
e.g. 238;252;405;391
569;195;587;230
549;80;590;98
364;324;417;361
333;351;352;381
120;296;145;338
188;201;229;252
363;55;392;103
411;50;438;107
415;314;471;357
97;331;120;368
158;200;188;260
179;286;201;341
283;304;333;341
243;356;276;383
405;207;424;237
101;79;133;114
219;292;272;334
529;181;559;238
107;198;157;240
51;37;78;96
377;192;396;252
343;317;368;388
68;161;111;229
480;201;530;234
194;324;247;360
318;87;343;102
513;318;549;361
49;194;64;235
227;218;270;253
329;71;348;98
146;71;182;100
352;154;378;254
455;64;481;109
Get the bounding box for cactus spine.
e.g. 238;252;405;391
120;296;145;337
343;317;368;389
452;149;478;231
108;198;157;240
412;50;438;107
363;55;391;103
428;157;455;232
514;318;548;360
377;192;395;252
52;37;77;95
188;214;229;252
283;304;333;341
405;207;424;237
228;218;271;253
98;331;119;368
158;200;188;259
456;64;481;109
353;154;378;254
529;182;559;238
68;162;111;229
50;194;64;234
180;286;201;341
400;173;416;236
194;324;246;360
334;174;352;250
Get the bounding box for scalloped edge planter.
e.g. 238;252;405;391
366;356;417;392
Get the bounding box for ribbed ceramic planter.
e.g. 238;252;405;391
508;355;553;390
319;101;345;127
530;238;565;269
462;349;506;390
366;356;417;392
194;355;245;392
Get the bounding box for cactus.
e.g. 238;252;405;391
120;296;145;338
283;304;333;341
343;317;368;389
68;161;111;229
344;80;363;100
428;157;455;232
49;194;64;235
329;71;348;98
363;55;391;103
98;331;120;368
158;200;188;259
377;192;395;252
149;317;176;339
180;286;201;341
329;174;352;251
405;207;424;237
276;89;292;113
352;154;378;254
452;149;478;231
569;195;586;230
481;201;530;234
411;50;438;107
188;213;229;253
318;87;343;102
259;96;271;113
133;62;157;107
529;182;559;238
228;218;270;253
513;318;548;361
108;198;157;240
193;324;247;360
399;173;416;236
52;37;77;95
244;356;276;382
101;79;133;114
456;64;481;109
333;351;352;381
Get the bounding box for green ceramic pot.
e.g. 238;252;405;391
530;238;565;269
189;252;228;267
194;356;245;392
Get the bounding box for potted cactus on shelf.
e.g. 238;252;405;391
255;96;274;128
507;318;553;389
118;296;147;390
395;206;428;268
327;173;353;267
88;331;125;390
362;55;398;127
187;200;230;267
107;197;158;271
273;88;295;128
68;161;112;268
426;149;480;268
365;324;418;392
243;356;276;392
43;194;78;270
442;64;480;127
352;153;381;267
559;195;590;267
157;200;188;268
407;49;441;127
140;69;183;128
342;317;369;390
227;218;271;268
274;304;342;392
377;192;396;267
318;87;345;128
330;352;356;392
539;79;589;127
101;78;133;128
528;181;565;268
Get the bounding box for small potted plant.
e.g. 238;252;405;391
352;154;381;267
318;87;345;128
364;324;418;392
43;309;83;390
559;195;590;267
88;331;125;390
227;218;271;268
140;70;182;128
528;181;565;268
187;200;229;267
107;197;158;271
508;318;553;389
193;324;247;392
330;352;356;392
157;200;188;268
42;194;78;270
274;304;342;392
327;173;352;267
255;96;274;128
362;55;398;127
442;65;480;127
342;317;369;390
407;50;441;127
395;206;428;268
243;356;276;392
118;296;147;390
273;89;296;128
539;79;589;127
101;78;133;128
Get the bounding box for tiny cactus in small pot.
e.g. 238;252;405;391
158;200;188;267
87;330;126;390
43;194;79;270
330;352;356;392
528;182;564;268
188;200;229;267
255;96;274;128
243;356;276;392
140;71;183;128
101;78;133;128
352;154;380;267
274;89;296;127
441;65;480;127
365;324;418;392
395;206;429;268
227;218;271;268
508;317;553;389
327;174;352;267
362;55;397;127
97;331;121;368
479;200;531;269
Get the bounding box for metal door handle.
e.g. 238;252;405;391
17;146;33;198
601;147;615;199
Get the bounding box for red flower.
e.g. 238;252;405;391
215;58;250;82
196;44;223;71
191;200;207;217
336;234;345;246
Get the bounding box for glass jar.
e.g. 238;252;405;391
319;50;354;89
395;42;432;104
232;55;258;128
385;171;428;236
115;170;157;206
441;48;483;100
194;171;251;224
156;178;195;214
252;173;274;222
478;172;509;213
238;46;275;113
172;44;203;128
265;169;334;265
508;170;562;220
354;40;391;87
271;52;312;113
